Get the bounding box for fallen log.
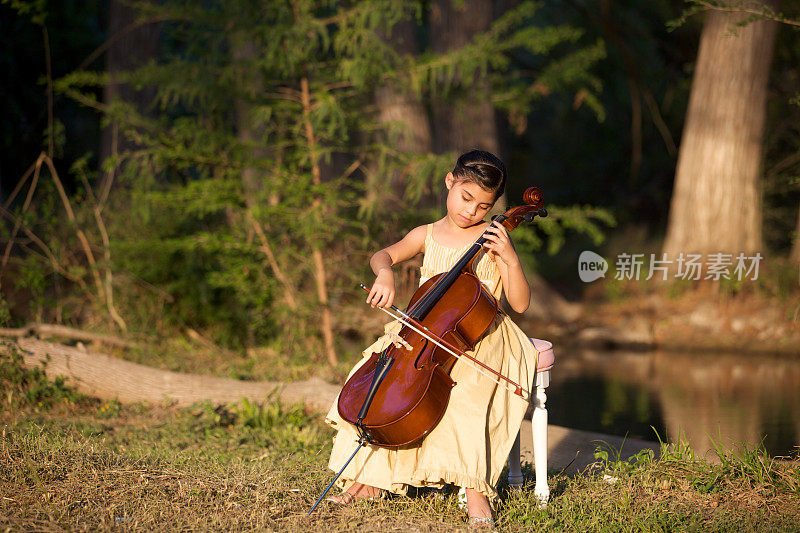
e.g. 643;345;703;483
2;339;669;476
4;338;340;412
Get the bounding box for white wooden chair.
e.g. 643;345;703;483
508;337;555;508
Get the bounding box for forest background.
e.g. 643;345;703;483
1;0;799;383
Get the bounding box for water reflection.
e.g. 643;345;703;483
547;348;800;457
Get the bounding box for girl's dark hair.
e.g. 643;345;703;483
452;150;507;199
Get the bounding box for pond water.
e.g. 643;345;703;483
546;347;800;458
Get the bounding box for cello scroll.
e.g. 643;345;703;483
494;187;547;232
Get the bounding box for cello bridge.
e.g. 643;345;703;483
386;331;413;351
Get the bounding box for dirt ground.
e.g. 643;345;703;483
519;281;800;355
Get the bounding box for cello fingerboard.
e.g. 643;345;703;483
408;214;508;320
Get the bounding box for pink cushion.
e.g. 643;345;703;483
529;338;555;371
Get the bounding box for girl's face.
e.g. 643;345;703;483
445;172;496;228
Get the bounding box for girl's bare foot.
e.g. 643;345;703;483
465;488;494;528
326;482;382;504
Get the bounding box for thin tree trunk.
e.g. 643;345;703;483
300;76;338;367
790;206;800;265
246;211;298;310
663;6;777;258
43;157;109;310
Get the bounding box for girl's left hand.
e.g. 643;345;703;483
482;222;519;266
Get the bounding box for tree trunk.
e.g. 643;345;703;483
101;0;161;193
430;0;499;154
370;18;435;207
430;0;503;207
662;6;777;258
231;38;266;201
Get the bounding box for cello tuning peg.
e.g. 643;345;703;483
538;208;548;218
523;212;535;223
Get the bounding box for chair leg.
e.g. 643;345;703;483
508;431;523;489
532;385;549;508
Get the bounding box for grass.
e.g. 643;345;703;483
2;350;800;531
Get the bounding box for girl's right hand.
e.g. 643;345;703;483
367;268;395;308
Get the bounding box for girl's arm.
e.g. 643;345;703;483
482;223;531;313
366;225;427;308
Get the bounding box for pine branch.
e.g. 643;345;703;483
692;1;800;28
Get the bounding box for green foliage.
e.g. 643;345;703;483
0;346;83;409
12;255;48;321
108;180;277;346
593;441;656;475
706;437;799;493
96;399;121;419
51;0;415;347
0;292;10;326
1;0;48;25
234;396;308;430
0;0;612;353
409;2;606;122
0;158;113;325
520;204;616;256
668;1;799;34
233;396;322;451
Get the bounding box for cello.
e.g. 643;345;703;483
308;187;546;513
337;186;546;447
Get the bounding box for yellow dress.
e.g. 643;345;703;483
325;224;540;500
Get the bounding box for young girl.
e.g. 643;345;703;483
324;150;539;527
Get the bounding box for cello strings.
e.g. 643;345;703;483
409;220;501;318
374;303;528;398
